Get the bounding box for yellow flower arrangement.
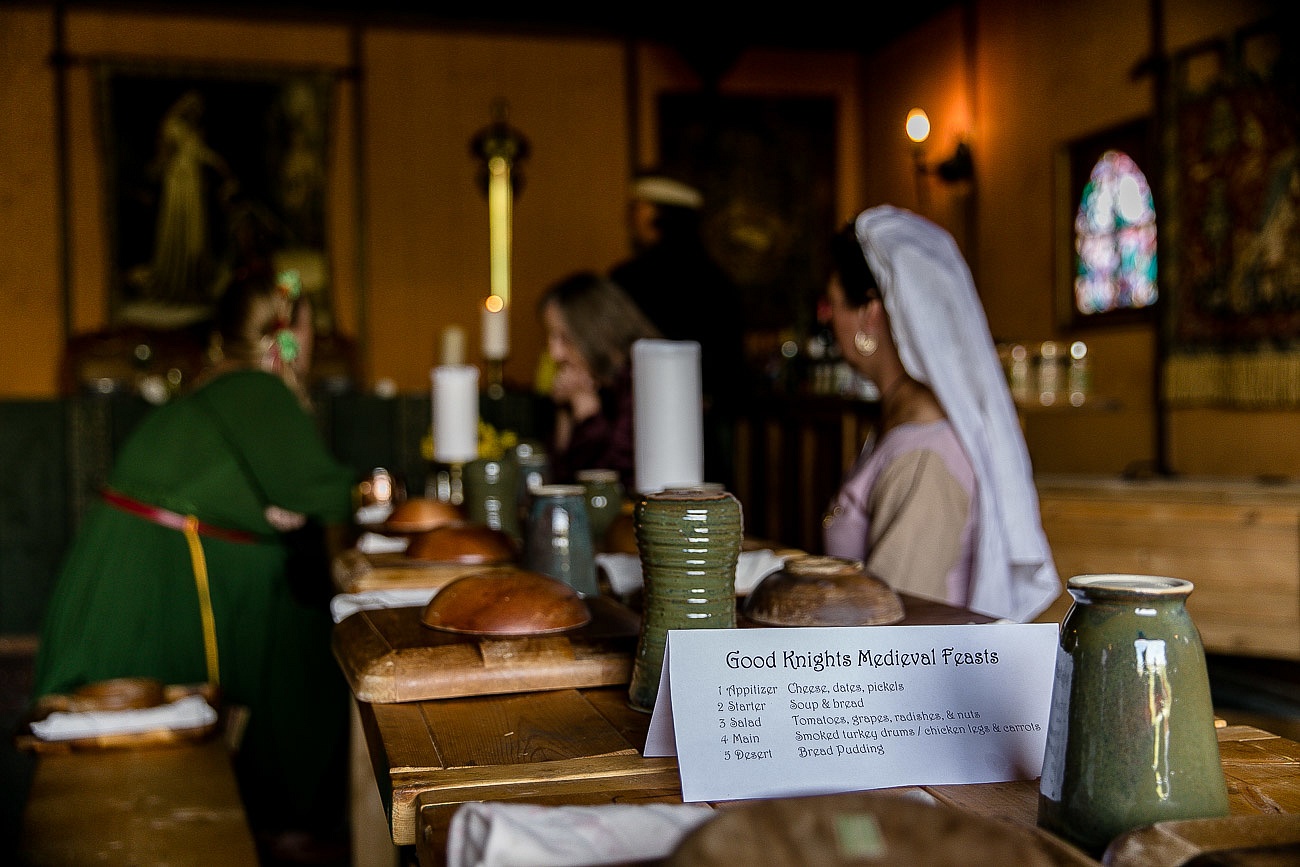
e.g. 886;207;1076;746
422;420;519;463
477;420;519;460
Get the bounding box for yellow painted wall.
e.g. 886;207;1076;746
0;8;62;398
0;1;1295;478
1;8;634;397
0;5;866;400
860;0;1292;477
360;28;631;390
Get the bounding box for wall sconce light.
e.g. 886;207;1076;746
906;108;974;183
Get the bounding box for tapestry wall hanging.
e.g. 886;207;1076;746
1162;19;1300;408
656;93;837;335
98;63;336;331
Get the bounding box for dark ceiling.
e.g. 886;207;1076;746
60;1;961;55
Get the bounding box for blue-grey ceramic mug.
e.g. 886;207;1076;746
523;484;598;597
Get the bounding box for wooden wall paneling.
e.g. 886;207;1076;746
1037;476;1300;661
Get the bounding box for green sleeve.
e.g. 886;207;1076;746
202;372;354;524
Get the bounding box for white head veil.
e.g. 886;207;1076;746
854;205;1059;621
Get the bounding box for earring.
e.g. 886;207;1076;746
854;331;878;356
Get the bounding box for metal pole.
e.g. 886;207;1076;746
1148;0;1171;476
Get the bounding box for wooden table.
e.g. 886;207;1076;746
387;706;1299;867
19;737;259;865
339;576;1300;866
346;593;995;851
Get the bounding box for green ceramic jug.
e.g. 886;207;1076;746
1037;574;1229;857
627;488;742;712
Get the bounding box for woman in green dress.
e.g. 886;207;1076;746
32;271;356;852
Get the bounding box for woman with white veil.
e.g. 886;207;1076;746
820;205;1059;622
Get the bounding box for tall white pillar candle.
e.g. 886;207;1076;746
431;365;480;463
632;339;704;495
482;296;509;361
440;325;466;366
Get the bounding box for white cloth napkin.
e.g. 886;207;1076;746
594;553;643;596
734;549;787;593
355;530;410;554
330;588;438;623
446;802;716;867
355;503;395;526
29;694;217;741
595;549;786;597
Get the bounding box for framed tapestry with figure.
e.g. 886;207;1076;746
97;63;336;331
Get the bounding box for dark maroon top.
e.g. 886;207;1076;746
550;365;636;491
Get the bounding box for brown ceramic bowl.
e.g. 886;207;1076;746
70;676;166;712
666;789;1096;867
405;521;516;565
420;568;592;635
383;497;464;534
743;555;904;627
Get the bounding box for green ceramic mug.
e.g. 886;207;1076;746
462;457;520;541
522;484;598;597
575;468;625;550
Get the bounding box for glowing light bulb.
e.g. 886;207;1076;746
906;108;931;144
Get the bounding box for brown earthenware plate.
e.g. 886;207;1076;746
70;676;166;712
667;790;1096;866
405;522;516;565
601;508;638;555
420;568;592;636
742;554;905;627
383;497;465;534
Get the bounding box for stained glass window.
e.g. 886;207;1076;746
1073;150;1157;316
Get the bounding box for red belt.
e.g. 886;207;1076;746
102;489;262;544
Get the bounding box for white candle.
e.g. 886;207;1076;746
482;296;509;361
440;325;466;366
632;339;704;494
431;365;480;463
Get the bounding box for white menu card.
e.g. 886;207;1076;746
645;623;1058;803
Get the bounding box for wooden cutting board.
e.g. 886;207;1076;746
332;547;504;594
1103;814;1300;867
331;595;641;703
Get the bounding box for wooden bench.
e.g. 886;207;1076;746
1035;474;1300;660
19;737;259;865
